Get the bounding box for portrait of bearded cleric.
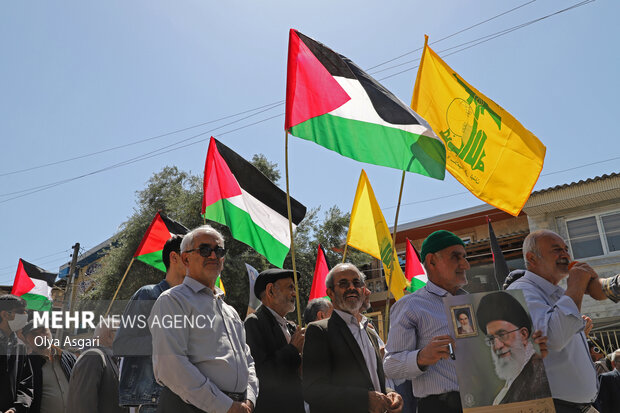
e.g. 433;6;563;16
475;291;552;405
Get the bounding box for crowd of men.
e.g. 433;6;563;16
2;225;620;413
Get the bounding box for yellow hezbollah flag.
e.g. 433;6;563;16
412;36;546;216
346;170;408;300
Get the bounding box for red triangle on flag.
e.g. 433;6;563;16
285;29;350;130
309;244;330;300
405;238;425;281
134;212;174;258
11;259;35;297
202;137;243;211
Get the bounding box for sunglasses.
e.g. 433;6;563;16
185;244;226;258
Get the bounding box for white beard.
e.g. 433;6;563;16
492;340;532;381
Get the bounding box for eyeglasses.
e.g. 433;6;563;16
336;279;364;289
185;244;226;258
484;328;521;347
591;346;602;354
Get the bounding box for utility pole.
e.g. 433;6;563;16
67;242;80;313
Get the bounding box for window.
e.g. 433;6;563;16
566;211;620;259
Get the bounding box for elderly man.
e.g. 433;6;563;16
303;298;333;325
244;269;305;413
507;229;600;413
595;349;620;413
22;322;76;413
303;263;403;413
114;234;185;412
149;225;257;413
383;230;468;413
475;291;551;405
66;317;127;413
0;294;32;413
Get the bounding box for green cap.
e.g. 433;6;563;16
420;230;465;262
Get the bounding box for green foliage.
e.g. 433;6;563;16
83;160;370;320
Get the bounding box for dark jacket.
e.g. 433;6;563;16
302;311;387;413
28;349;76;413
499;353;551;404
66;346;128;413
0;333;33;413
244;305;304;413
595;369;620;413
113;279;170;406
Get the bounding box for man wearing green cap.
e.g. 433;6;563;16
383;230;468;413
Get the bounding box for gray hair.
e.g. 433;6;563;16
611;349;620;363
325;263;366;290
181;225;225;253
522;229;558;269
303;298;332;324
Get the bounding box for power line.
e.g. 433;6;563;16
0;100;284;178
0;0;547;179
377;0;595;81
0;0;597;204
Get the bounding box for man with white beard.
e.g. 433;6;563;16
476;291;551;405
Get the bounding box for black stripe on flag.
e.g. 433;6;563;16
214;139;307;225
21;259;57;287
296;31;355;80
160;213;189;235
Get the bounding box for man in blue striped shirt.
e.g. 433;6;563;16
384;230;467;413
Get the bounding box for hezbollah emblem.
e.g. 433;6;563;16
439;74;502;173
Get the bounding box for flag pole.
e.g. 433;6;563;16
383;170;406;336
285;131;303;326
105;257;135;317
341;244;349;263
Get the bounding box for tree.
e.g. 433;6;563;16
82;159;371;320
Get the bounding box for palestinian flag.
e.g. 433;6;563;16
215;275;226;295
11;259;56;311
405;239;428;293
202;137;307;268
134;212;189;272
309;244;330;300
285;29;445;180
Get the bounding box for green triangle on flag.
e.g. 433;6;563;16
134;212;189;272
11;259;57;311
202;137;307;268
285;29;446;180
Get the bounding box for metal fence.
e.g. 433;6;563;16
591;328;620;353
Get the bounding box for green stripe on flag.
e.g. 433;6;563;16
406;277;427;293
203;199;290;267
136;250;166;272
290;114;446;179
22;293;53;311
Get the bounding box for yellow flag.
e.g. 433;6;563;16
346;170;408;300
412;36;546;216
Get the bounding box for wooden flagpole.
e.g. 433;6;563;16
285;131;303;326
383;170;407;336
105;257;135;317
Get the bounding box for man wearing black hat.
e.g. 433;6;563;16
384;230;467;413
244;268;305;413
476;291;551;405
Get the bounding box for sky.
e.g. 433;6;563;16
1;0;618;284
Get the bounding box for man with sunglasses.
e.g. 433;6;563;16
0;294;33;413
507;229;600;413
475;291;551;405
150;225;258;413
303;263;403;413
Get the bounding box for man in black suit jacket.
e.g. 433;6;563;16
244;269;305;413
596;350;620;413
303;263;403;413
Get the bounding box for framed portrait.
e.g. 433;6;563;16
450;304;478;338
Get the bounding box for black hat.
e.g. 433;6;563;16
254;268;296;300
476;291;532;336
